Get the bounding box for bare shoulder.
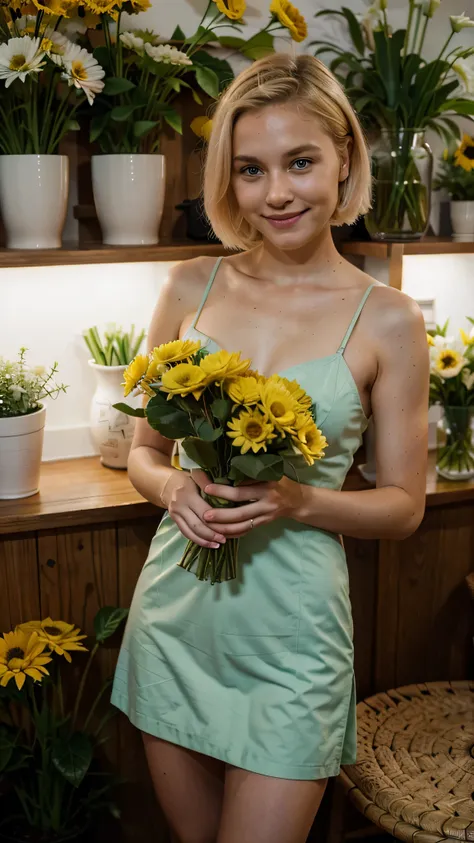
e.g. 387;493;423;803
365;282;427;363
162;255;220;306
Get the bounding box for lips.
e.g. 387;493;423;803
263;209;309;228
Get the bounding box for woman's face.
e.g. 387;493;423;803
231;103;350;250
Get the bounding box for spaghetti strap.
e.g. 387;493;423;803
338;284;375;355
191;256;224;330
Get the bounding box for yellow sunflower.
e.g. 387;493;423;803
190;116;213;143
82;0;118;12
454;134;474;172
427;333;435;347
161;363;208;400
212;0;246;20
292;415;327;465
432;348;466;379
271;374;312;411
18;619;87;663
32;0;79;15
460;328;474;347
150;339;201;366
227;408;276;454
124;0;151;12
225;375;260;406
269;0;307;42
122;353;149;396
200;350;251;383
259;380;297;433
0;630;51;691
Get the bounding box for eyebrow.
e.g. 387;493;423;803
233;144;322;163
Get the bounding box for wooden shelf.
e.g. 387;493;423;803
342;237;474;259
0;241;227;269
1;452;472;535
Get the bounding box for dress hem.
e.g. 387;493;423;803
112;691;353;781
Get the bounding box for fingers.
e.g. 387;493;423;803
210;517;264;538
191;469;212;491
204;482;265;502
203;502;263;524
172;513;225;549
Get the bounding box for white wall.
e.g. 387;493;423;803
5;0;474;460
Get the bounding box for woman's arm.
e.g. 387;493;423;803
202;292;430;541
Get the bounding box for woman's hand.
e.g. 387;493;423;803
163;470;227;549
200;476;305;537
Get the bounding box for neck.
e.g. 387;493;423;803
249;226;343;285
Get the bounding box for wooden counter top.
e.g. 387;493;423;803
1;452;473;535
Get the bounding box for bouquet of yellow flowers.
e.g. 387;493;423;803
116;339;327;584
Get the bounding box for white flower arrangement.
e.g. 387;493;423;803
0;349;67;418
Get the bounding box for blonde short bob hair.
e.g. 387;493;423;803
204;53;372;251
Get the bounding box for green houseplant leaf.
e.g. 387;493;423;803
52;732;93;788
94;607;129;643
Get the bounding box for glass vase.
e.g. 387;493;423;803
436;406;474;481
366;129;433;242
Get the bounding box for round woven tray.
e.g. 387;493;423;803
340;681;474;843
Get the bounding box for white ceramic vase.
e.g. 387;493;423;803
91;154;166;245
0;155;69;249
450;200;474;242
89;361;141;469
0;406;46;499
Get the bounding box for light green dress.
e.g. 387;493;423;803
112;257;374;780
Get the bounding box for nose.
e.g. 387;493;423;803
265;170;293;208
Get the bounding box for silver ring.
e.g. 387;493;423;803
250;518;254;530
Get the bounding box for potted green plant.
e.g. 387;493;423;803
435;134;474;242
0;349;67;499
428;320;474;480
0;4;105;248
84;324;145;468
311;1;474;241
0;607;128;843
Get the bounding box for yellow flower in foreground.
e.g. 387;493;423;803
0;630;51;691
191;116;213;142
259;380;297;433
225;376;260;406
125;0;151;13
123;354;149;396
18;619;87;663
200;350;251;383
432;348;466;379
213;0;246;20
227;409;276;454
460;328;474;347
82;0;118;12
293;415;327;465
454;134;474;172
272;374;312;411
32;0;78;15
427;333;435;346
151;339;201;365
161;363;207;400
270;0;307;42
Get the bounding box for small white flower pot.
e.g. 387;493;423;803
450;200;474;242
89;361;142;470
0;155;69;249
92;154;166;245
0;406;46;499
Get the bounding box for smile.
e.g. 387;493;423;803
263;209;309;229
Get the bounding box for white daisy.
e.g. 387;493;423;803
144;42;192;66
0;36;45;87
42;28;72;66
120;31;145;54
60;43;105;105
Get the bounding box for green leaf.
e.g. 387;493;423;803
65;119;80;131
181;437;218;470
341;6;365;56
217;35;246;49
211;398;232;423
112;402;145;418
194;418;223;441
171;24;186;40
110;103;141;122
146;400;194;437
163;108;182;134
195;65;219;99
133;120;159;139
230;453;284;481
90;112;110;143
168;77;181;92
52;732;92;788
94;606;129;643
192;88;203;105
191;50;234;90
103;77;136;96
441;99;474;116
240;31;274;60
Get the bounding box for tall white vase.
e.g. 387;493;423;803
0;406;46;499
92;154;166;245
89;362;141;469
0;155;69;248
450;200;474;242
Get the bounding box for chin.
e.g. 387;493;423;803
263;221;328;251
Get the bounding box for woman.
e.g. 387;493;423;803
112;53;429;843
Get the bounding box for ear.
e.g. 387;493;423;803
339;136;353;183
